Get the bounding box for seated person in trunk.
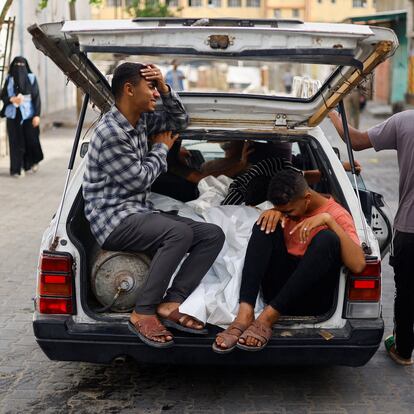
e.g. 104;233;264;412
83;62;225;348
152;140;252;202
221;155;361;206
213;169;365;353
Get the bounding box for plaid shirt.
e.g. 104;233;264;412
83;90;189;246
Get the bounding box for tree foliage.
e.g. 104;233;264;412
38;0;103;10
127;0;176;18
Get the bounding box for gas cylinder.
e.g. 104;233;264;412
91;250;151;312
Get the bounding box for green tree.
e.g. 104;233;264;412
127;0;176;18
38;0;103;10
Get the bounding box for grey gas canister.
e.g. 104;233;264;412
91;250;151;312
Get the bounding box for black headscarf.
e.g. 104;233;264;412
9;56;33;95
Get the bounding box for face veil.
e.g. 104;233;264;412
9;56;33;95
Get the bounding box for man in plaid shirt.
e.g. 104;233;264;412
83;62;225;348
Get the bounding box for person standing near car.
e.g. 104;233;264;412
83;62;225;348
329;109;414;366
0;56;43;177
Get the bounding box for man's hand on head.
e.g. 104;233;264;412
152;131;179;150
141;64;170;95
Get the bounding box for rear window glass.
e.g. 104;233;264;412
90;54;335;100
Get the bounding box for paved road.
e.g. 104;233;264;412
0;111;413;414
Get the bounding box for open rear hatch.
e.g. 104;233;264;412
28;18;398;130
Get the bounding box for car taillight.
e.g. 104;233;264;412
38;297;73;314
37;251;75;315
345;259;381;319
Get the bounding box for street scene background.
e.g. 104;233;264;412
1;0;414;413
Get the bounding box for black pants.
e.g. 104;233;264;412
103;212;225;314
240;224;341;316
390;230;414;359
7;113;43;175
152;172;199;202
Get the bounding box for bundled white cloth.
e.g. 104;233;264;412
186;175;233;215
180;205;266;327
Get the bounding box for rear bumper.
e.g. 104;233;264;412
33;314;384;367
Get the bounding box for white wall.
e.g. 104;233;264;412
0;0;91;157
4;0;91;116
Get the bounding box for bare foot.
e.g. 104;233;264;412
157;302;204;330
130;310;173;343
238;305;279;348
216;302;254;349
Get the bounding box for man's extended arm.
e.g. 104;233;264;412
290;212;366;273
328;111;372;151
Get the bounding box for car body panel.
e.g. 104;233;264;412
33;315;383;366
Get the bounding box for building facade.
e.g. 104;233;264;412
374;0;414;104
91;0;375;22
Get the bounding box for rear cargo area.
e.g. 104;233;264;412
68;199;340;327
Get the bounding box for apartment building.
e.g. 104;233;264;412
91;0;375;22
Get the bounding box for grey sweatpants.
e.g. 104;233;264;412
102;212;225;314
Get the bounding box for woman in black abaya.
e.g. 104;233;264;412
0;56;43;177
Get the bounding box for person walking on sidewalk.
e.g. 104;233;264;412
329;109;414;366
0;56;43;177
83;62;224;348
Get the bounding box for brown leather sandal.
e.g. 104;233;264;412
128;316;174;348
212;321;248;354
236;320;273;352
159;308;208;335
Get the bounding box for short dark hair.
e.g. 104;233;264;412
111;62;145;100
267;169;308;205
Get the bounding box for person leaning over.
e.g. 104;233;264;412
83;62;225;348
329;109;414;366
213;170;365;353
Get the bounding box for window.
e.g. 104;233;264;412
189;0;203;6
274;8;281;18
331;0;336;3
246;0;260;7
292;8;300;17
317;0;322;3
208;0;221;6
167;0;179;6
352;0;367;7
228;0;241;6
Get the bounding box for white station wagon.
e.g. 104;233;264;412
29;18;396;366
